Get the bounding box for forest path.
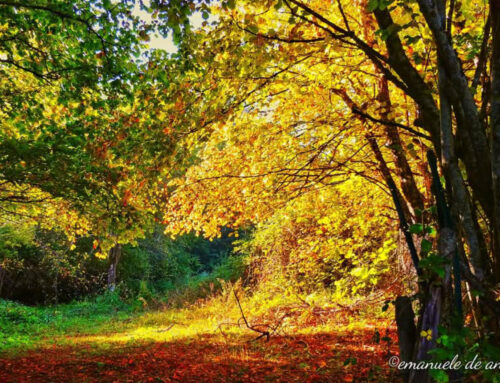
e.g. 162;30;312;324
0;317;399;383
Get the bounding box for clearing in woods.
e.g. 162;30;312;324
0;297;397;382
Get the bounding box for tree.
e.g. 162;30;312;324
159;0;500;380
0;0;201;281
0;0;145;230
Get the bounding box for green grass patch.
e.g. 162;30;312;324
0;291;137;355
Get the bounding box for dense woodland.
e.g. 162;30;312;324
0;0;499;382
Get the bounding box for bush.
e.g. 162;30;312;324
238;178;397;297
0;226;107;304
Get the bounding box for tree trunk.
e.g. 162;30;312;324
416;0;493;222
0;264;5;297
395;296;417;383
409;227;454;383
107;244;122;291
490;0;500;284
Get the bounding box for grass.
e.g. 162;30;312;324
0;291;140;354
0;283;393;354
0;286;399;382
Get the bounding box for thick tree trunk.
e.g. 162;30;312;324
409;4;461;376
409;227;454;383
417;0;493;222
373;7;442;152
490;0;500;283
438;76;486;281
107;244;122;291
395;296;417;383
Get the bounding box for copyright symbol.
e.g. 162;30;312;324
388;355;400;368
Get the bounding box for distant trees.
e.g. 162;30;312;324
0;225;237;304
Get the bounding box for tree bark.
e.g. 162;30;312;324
373;7;442;151
395;296;417;383
107;244;121;291
416;0;493;221
409;227;454;383
490;0;500;283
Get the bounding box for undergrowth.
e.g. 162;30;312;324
0;276;393;357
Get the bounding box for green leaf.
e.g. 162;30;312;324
430;369;449;383
379;0;395;10
247;25;259;34
438;334;450;346
471;289;482;297
344;357;357;366
405;35;420;45
425;226;436;235
409;224;423;234
420;239;432;255
367;0;379;12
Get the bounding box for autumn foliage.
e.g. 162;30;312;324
1;0;500;382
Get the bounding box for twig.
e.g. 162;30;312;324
155;323;175;333
233;289;270;341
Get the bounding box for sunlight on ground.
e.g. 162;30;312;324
0;296;399;382
48;302;394;356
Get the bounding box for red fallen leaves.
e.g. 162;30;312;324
0;329;400;383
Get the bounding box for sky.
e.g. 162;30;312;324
132;2;207;54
